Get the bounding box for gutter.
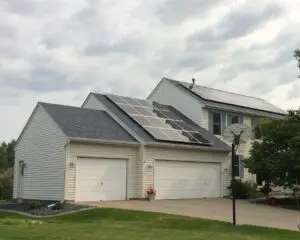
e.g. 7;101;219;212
144;142;230;152
68;137;140;147
68;138;229;152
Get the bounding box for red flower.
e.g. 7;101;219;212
145;186;156;195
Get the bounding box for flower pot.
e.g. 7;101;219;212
148;194;155;201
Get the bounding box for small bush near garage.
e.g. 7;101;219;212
0;177;13;200
228;180;260;199
28;200;43;210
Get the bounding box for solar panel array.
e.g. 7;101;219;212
179;81;287;115
107;94;211;145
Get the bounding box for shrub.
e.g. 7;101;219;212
228;180;259;199
28;200;43;210
0;176;13;200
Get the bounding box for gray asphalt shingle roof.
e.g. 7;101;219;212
40;102;137;142
166;78;287;115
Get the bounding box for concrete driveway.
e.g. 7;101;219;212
88;199;300;231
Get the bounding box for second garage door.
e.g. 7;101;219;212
155;160;221;199
75;158;127;202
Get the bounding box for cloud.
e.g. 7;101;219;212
155;0;224;24
0;0;300;142
84;35;146;57
189;1;284;43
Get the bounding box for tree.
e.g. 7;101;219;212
295;49;300;77
246;109;300;186
0;140;16;172
0;140;16;200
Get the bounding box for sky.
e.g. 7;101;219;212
0;0;300;142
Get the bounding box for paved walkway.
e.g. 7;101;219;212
85;198;300;231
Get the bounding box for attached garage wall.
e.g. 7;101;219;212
144;147;230;198
65;142;140;201
13;105;67;201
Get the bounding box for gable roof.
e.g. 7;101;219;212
89;93;230;151
40;102;137;142
164;78;287;116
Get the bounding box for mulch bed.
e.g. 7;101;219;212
0;201;90;216
250;197;300;211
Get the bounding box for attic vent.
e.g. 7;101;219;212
189;78;195;90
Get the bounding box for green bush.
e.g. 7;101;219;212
228;180;260;199
28;200;43;210
0;177;13;200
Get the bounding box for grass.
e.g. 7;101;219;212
0;200;13;204
0;208;299;239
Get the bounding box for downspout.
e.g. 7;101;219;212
63;139;70;202
139;144;146;199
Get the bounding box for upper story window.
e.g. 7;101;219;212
227;114;242;125
213;112;221;135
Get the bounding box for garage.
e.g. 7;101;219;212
75;158;127;202
155;160;221;199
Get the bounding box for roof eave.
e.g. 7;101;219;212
203;101;288;117
144;142;230;152
68;137;140;147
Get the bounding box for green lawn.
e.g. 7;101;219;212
0;208;299;239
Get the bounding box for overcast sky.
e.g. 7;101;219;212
0;0;300;142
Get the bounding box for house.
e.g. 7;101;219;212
147;78;288;183
13;95;230;202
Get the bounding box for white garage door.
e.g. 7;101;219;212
155;160;221;199
75;158;127;202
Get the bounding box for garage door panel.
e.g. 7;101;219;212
75;158;127;201
155;160;220;199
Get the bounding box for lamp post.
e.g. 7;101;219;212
231;130;244;226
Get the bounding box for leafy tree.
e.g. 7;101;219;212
0;140;16;200
294;49;300;72
0;140;16;172
246;109;300;186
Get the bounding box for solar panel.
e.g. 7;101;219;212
107;94;211;146
179;81;287;115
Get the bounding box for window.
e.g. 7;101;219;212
233;155;244;178
228;114;241;125
20;161;25;176
213;112;221;135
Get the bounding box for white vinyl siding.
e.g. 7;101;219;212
243;116;252;128
65;142;140;201
147;79;205;127
143;146;230;197
13;105;67;200
82;94;106;110
202;108;209;130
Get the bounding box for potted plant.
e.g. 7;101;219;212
260;182;272;199
145;185;156;201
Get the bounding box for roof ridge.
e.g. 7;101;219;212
39;102;106;112
92;92;154;103
164;77;267;102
